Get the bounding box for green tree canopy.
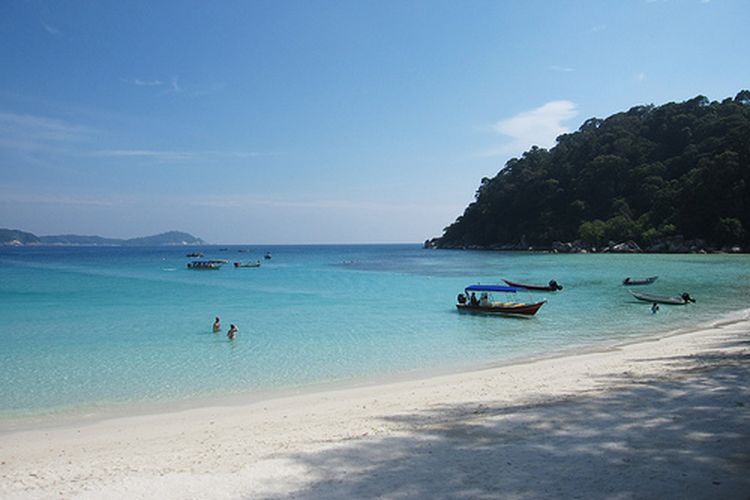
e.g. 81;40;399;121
436;92;750;250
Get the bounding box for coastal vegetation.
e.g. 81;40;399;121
0;229;204;246
430;91;750;252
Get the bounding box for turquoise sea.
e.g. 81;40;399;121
1;245;749;421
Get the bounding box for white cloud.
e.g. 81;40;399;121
122;78;164;87
635;72;647;82
549;65;575;73
89;149;193;161
188;194;454;213
481;100;578;158
0;192;132;207
0;112;93;147
591;24;607;33
41;21;60;35
88;149;283;163
169;77;182;93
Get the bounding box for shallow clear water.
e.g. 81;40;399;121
1;245;748;418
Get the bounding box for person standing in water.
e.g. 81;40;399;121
227;324;238;340
213;316;221;333
651;303;660;314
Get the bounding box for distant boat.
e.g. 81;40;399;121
264;252;272;260
630;290;695;305
623;276;658;286
187;260;222;270
208;259;229;264
186;252;203;258
502;279;563;291
233;261;261;268
457;284;546;316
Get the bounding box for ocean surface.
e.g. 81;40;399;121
1;244;749;421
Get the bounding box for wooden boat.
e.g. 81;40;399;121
457;285;546;316
502;279;562;291
630;290;695;305
233;261;261;268
623;276;658;286
187;260;222;270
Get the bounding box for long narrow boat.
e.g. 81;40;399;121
187;260;223;270
457;285;546;316
233;261;261;268
630;290;695;305
502;279;563;291
623;276;658;286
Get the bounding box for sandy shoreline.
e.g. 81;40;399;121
1;312;749;499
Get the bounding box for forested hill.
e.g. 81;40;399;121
1;229;205;246
430;91;750;252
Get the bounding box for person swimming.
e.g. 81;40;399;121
227;324;238;340
213;316;221;333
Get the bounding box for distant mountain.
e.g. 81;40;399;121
0;228;40;245
122;231;205;246
39;234;123;245
1;229;205;246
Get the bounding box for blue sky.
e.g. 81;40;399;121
1;0;747;243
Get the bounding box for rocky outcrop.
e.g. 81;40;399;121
429;235;746;254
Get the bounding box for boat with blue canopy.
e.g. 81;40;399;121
457;284;547;316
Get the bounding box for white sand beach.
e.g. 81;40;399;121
1;312;748;499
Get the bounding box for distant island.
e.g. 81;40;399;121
0;229;205;247
427;91;750;253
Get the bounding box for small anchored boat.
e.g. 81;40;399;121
623;276;658;286
630;290;695;305
187;260;223;270
233;261;261;268
264;252;272;260
502;279;562;291
457;285;546;316
186;252;204;258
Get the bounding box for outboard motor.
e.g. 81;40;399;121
681;292;696;303
549;280;563;290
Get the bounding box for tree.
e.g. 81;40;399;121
435;92;750;250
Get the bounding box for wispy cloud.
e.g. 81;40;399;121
169;77;182;93
188;195;452;213
89;149;194;161
549;65;575;73
0;192;133;207
591;24;607;33
88;149;284;162
479;101;578;158
122;76;225;98
635;72;647;82
0;112;93;148
0;190;450;214
122;78;164;87
165;77;225;98
41;21;60;35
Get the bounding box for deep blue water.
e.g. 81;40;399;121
1;244;749;419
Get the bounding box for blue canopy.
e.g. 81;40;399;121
464;285;518;293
